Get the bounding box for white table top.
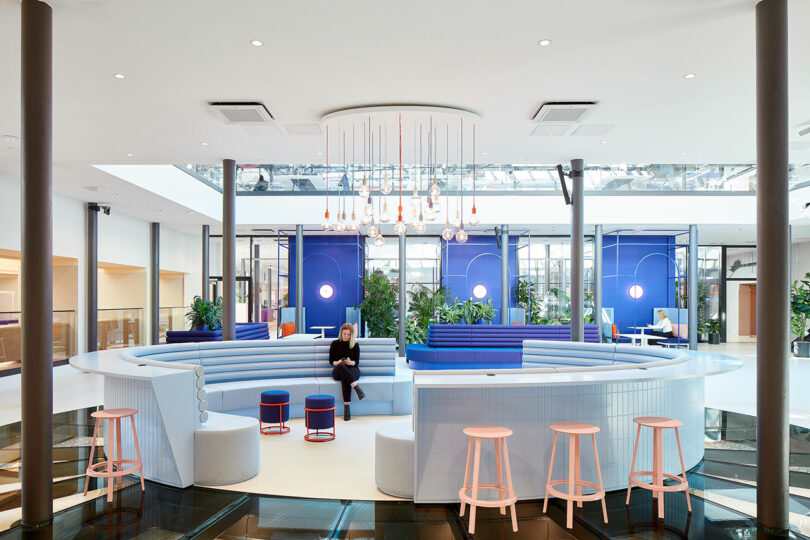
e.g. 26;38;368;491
620;333;663;340
310;326;335;330
283;333;319;339
69;349;189;381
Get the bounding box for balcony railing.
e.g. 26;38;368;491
0;310;77;371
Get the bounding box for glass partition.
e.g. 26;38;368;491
97;308;143;350
158;306;186;343
0;310;77;370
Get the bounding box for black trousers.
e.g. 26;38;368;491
650;330;673;338
332;363;361;402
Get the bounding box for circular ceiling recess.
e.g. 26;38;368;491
321;104;481;130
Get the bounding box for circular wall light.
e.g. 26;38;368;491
472;284;487;299
628;284;644;299
318;284;334;299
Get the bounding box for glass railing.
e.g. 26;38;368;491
159;306;186;343
97;308;143;350
177;162;810;194
0;310;77;370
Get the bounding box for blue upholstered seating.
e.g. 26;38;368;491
123;337;411;419
407;324;601;369
522;341;683;368
305;394;335;430
166;322;270;343
260;390;289;423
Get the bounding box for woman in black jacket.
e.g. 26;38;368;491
330;322;365;421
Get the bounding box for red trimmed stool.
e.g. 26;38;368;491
304;394;335;442
543;422;607;529
84;408;145;502
458;426;518;534
260;390;290;435
626;416;691;520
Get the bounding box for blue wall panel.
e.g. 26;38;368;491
442;235;517;323
289;235;363;338
602;235;680;333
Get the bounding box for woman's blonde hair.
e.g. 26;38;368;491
657;310;669;319
339;322;356;348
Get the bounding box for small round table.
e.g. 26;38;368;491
310;326;335;338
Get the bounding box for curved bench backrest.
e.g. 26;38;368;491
427;324;600;348
522;340;686;368
314;338;396;377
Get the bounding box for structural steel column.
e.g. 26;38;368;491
202;224;210;302
756;0;790;532
295;225;304;332
86;203;98;352
149;222;160;345
688;225;698;351
594;225;603;342
253;244;261;323
500;225;509;324
399;234;407;355
20;0;53;527
570;159;584;342
222;159;236;341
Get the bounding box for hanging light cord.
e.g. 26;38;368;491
472;124;476;211
398;114;403;220
351;125;355;213
325;125;329;218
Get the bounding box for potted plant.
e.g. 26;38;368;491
791;273;810;357
462;297;477;324
185;295;223;331
407;284;448;336
437;300;463;324
480;298;496;324
360;271;398;338
705;318;723;345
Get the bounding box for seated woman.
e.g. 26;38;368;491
647;310;673;344
330;323;365;421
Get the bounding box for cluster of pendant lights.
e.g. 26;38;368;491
320;115;480;245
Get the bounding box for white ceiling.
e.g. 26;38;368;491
1;0;810;234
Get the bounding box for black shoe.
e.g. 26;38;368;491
354;385;365;400
344;405;351;421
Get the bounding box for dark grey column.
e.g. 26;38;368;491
149;222;160;345
501;225;509;324
86;203;98;352
222;159;236;341
20;0;53;527
688;225;698;351
253;244;261;323
202;224;210;302
399;234;407;355
295;225;304;332
756;0;790;532
594;225;603;342
570;158;584;342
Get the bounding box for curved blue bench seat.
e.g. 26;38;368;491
522;341;684;368
166;322;270;343
123;337;412;418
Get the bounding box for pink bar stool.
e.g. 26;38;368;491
543;422;608;529
84;408;145;502
626;416;691;520
459;426;518;534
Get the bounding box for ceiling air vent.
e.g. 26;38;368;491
532;102;597;123
209;102;283;135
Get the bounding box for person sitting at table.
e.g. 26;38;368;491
647;310;673;341
329;323;365;421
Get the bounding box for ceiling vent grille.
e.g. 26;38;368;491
209;102;283;135
533;102;597;124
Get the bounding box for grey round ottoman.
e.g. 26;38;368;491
375;422;414;498
195;412;259;485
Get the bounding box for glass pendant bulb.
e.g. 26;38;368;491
456;227;468;244
430;180;440;198
468;207;480;226
367;223;378;237
432;198;441;213
380;172;392;195
394;220;407;236
360;214;372;226
381;211;391;223
441;220;455;241
358;176;370;198
374;233;385;247
417;221;427;233
333;220;345;232
349;221;359;232
364;203;373;217
321;211;331;231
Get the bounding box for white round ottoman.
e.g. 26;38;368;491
195;412;259;485
375;422;414;498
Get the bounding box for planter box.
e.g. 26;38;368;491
794;341;810;357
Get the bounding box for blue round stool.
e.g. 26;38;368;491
304;394;335;442
260;390;290;435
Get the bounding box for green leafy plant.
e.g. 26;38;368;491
407;284;448;335
185;295;223;331
361;270;398;338
705;317;723;335
436;300;463;324
513;278;546;325
791;273;810;340
388;317;427;344
480;298;496;324
462;297;478;324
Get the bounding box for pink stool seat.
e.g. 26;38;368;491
462;425;513;439
543;421;607;529
84;408;145;503
550;422;600;435
459;425;518;534
634;417;684;429
626;415;691;520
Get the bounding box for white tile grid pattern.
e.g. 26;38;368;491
105;376;181;487
414;378;703;503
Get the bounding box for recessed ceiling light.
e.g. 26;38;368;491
113;73;126;79
126;153;133;157
111;192;120;197
683;73;696;79
250;39;263;47
600;140;608;144
4;135;19;144
201;142;208;146
316;152;323;156
679;152;687;155
537;39;552;47
481;152;488;156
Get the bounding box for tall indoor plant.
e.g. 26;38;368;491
361;270;398;338
185;295;223;331
407;284;448;336
791;272;810;357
